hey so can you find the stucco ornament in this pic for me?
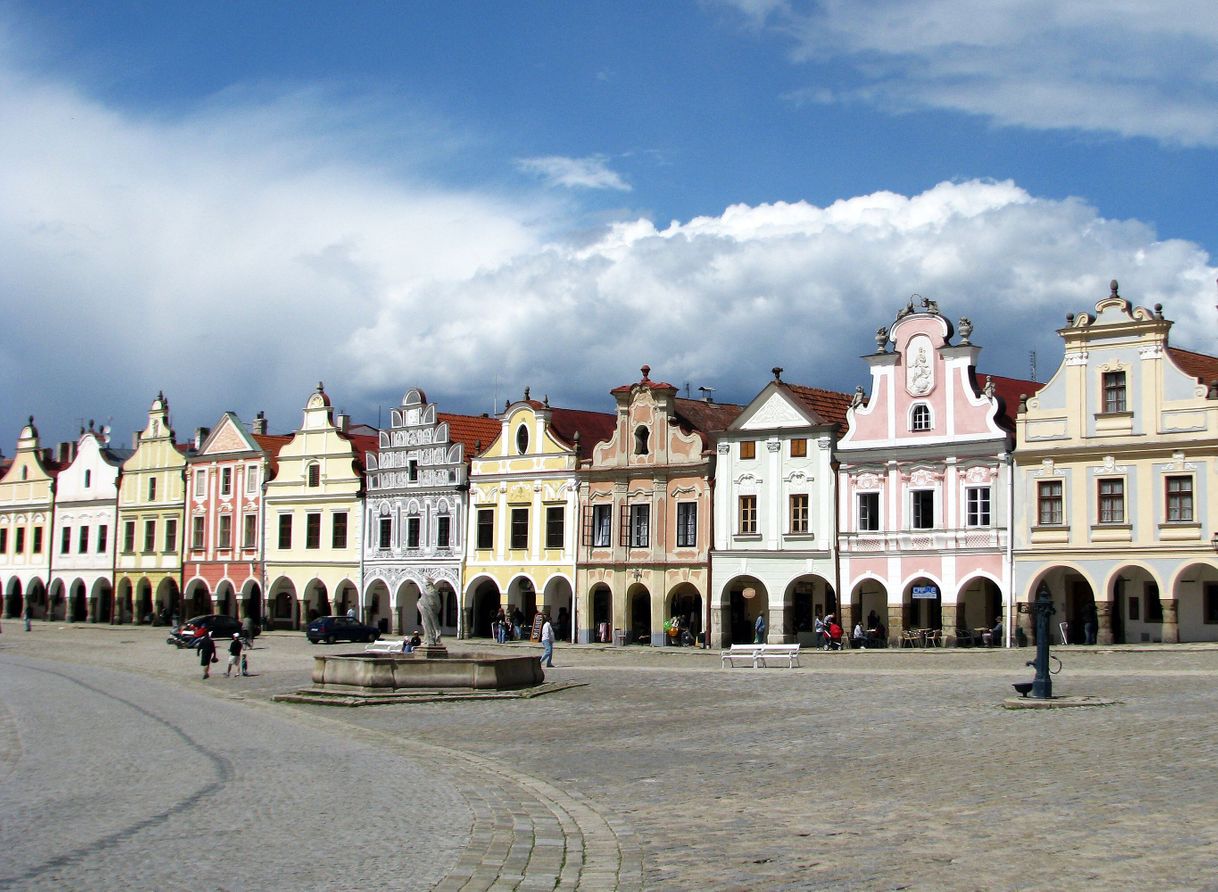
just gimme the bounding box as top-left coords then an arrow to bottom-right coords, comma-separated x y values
906,335 -> 934,395
419,578 -> 442,646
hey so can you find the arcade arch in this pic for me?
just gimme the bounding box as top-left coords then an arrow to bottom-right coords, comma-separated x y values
720,575 -> 767,646
626,582 -> 652,645
1172,562 -> 1218,643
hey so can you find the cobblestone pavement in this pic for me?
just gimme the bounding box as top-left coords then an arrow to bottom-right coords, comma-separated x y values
5,624 -> 1218,890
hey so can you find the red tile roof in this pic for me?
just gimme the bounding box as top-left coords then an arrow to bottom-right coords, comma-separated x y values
672,397 -> 745,447
782,384 -> 854,430
975,372 -> 1040,428
252,432 -> 293,479
440,413 -> 503,459
547,406 -> 617,455
1168,347 -> 1218,386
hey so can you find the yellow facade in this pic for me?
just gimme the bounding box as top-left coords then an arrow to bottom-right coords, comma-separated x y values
115,393 -> 187,623
463,396 -> 607,638
263,385 -> 369,628
0,419 -> 56,618
1014,283 -> 1218,643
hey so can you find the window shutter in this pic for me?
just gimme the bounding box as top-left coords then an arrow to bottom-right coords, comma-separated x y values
581,504 -> 593,547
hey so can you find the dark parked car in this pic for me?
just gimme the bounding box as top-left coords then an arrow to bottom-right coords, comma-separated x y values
306,616 -> 381,645
167,614 -> 250,648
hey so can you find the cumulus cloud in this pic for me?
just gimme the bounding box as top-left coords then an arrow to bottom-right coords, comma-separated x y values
724,0 -> 1218,146
515,155 -> 632,191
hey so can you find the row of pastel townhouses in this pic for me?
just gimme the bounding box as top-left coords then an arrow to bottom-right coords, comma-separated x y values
2,282 -> 1216,649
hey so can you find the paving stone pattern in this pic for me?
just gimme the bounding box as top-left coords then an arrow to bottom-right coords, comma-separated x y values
4,626 -> 1218,890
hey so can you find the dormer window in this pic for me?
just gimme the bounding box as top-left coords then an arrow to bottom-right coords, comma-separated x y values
1103,371 -> 1127,413
516,424 -> 529,455
634,425 -> 650,455
911,404 -> 932,432
307,464 -> 320,487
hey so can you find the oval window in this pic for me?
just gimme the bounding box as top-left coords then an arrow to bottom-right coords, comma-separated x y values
516,424 -> 529,455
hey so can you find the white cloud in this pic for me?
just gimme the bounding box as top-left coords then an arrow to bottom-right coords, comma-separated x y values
516,155 -> 632,191
723,0 -> 1218,146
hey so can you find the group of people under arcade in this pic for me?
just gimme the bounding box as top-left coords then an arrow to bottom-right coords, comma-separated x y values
492,605 -> 569,644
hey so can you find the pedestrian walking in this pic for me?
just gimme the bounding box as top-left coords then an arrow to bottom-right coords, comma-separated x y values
198,632 -> 217,680
24,604 -> 32,632
225,633 -> 243,676
539,612 -> 556,667
753,611 -> 766,644
241,642 -> 251,676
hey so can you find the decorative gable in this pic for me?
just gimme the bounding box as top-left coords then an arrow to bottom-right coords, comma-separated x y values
739,392 -> 807,430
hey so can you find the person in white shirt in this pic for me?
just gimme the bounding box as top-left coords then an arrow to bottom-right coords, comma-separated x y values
539,613 -> 556,668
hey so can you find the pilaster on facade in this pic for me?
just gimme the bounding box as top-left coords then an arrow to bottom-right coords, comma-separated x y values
1014,280 -> 1218,645
836,301 -> 1032,647
711,369 -> 850,647
0,418 -> 60,621
362,387 -> 499,637
577,366 -> 742,646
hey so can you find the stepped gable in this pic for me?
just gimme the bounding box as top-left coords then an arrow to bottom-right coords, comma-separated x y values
545,404 -> 617,454
439,413 -> 503,459
1168,347 -> 1218,387
781,383 -> 853,430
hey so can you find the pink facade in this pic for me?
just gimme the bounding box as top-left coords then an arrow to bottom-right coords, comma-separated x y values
837,304 -> 1034,645
182,413 -> 288,622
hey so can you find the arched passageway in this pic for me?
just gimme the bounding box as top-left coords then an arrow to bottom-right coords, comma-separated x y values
90,578 -> 113,624
467,579 -> 501,638
723,576 -> 767,645
627,584 -> 652,645
590,584 -> 612,643
665,583 -> 702,647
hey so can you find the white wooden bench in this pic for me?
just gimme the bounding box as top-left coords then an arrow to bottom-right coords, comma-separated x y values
364,638 -> 405,654
721,643 -> 801,669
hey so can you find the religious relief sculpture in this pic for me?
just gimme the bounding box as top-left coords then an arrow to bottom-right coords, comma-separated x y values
419,578 -> 442,646
906,337 -> 934,395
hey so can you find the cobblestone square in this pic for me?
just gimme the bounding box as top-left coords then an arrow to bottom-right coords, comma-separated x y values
4,625 -> 1218,890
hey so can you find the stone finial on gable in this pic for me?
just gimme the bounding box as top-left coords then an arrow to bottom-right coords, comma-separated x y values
772,367 -> 783,382
641,364 -> 651,381
1110,279 -> 1119,298
874,326 -> 889,353
921,295 -> 940,316
957,317 -> 973,344
524,386 -> 530,401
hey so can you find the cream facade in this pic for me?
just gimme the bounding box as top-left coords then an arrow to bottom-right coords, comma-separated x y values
711,372 -> 850,646
115,393 -> 188,625
1014,282 -> 1218,643
49,426 -> 127,623
0,419 -> 57,620
577,367 -> 740,645
464,391 -> 614,639
264,385 -> 375,630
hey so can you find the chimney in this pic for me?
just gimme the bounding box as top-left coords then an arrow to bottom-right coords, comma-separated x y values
251,412 -> 268,435
194,427 -> 210,450
336,413 -> 349,433
132,430 -> 142,450
57,441 -> 76,464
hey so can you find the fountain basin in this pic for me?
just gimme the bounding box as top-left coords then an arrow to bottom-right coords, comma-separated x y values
311,651 -> 544,692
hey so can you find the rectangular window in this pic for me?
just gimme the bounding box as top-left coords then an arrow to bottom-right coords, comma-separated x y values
966,487 -> 991,527
476,509 -> 494,549
1166,476 -> 1194,523
378,516 -> 392,549
676,502 -> 697,547
629,504 -> 650,547
277,514 -> 292,549
148,477 -> 157,501
143,520 -> 156,553
911,490 -> 934,530
0,529 -> 6,553
1103,370 -> 1127,413
510,508 -> 528,550
790,494 -> 809,533
738,495 -> 757,534
246,466 -> 258,493
858,492 -> 880,531
78,525 -> 89,554
307,464 -> 320,487
406,516 -> 420,548
436,515 -> 450,548
124,521 -> 136,553
408,459 -> 418,482
1037,481 -> 1063,526
163,518 -> 177,553
306,513 -> 322,549
592,504 -> 612,547
790,438 -> 807,458
61,526 -> 71,554
191,516 -> 205,550
218,515 -> 232,549
546,506 -> 564,549
194,469 -> 206,497
97,525 -> 108,553
220,467 -> 232,496
332,512 -> 348,549
15,528 -> 25,553
243,514 -> 257,549
1098,479 -> 1125,524
739,441 -> 756,460
32,527 -> 42,553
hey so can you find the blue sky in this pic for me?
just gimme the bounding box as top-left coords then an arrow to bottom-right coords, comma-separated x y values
1,1 -> 1215,451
